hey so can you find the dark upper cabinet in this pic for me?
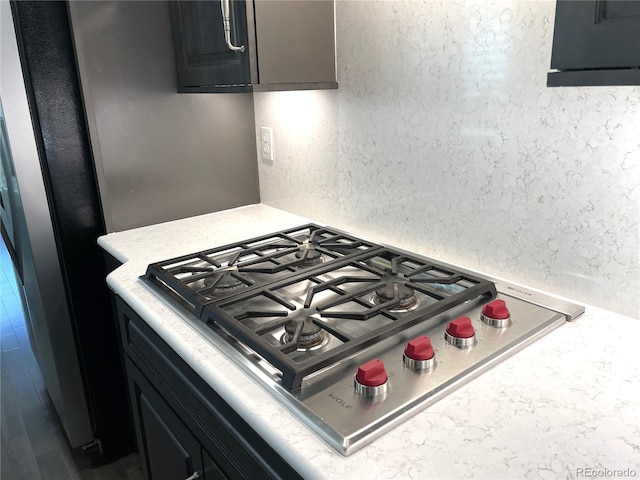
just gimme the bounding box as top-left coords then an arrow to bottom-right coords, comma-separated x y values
169,1 -> 251,92
169,0 -> 337,93
548,0 -> 640,86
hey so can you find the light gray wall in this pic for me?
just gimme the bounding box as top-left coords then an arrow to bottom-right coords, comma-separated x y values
254,0 -> 640,318
70,1 -> 260,232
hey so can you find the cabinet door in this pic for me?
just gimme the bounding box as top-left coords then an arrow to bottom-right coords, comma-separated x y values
169,0 -> 251,90
551,0 -> 640,70
139,394 -> 200,480
127,357 -> 206,480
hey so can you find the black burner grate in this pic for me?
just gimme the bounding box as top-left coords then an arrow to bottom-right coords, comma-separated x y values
144,224 -> 380,316
144,225 -> 498,391
203,249 -> 498,391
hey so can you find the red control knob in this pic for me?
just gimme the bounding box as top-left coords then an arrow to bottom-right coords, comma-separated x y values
482,300 -> 510,319
403,335 -> 436,371
481,299 -> 511,328
444,316 -> 476,348
404,336 -> 434,361
446,316 -> 475,338
355,358 -> 387,387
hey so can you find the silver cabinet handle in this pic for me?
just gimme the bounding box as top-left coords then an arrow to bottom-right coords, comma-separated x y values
185,472 -> 200,480
220,0 -> 245,52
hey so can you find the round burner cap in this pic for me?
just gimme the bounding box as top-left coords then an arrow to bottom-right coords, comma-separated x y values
284,318 -> 321,337
375,283 -> 414,303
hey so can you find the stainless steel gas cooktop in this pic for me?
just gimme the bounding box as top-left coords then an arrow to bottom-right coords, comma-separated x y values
141,224 -> 584,455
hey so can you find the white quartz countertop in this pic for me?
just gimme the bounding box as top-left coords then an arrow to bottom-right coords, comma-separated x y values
100,204 -> 640,479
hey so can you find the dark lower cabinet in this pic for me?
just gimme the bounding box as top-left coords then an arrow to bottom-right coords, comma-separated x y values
129,358 -> 222,479
116,296 -> 302,480
138,390 -> 195,479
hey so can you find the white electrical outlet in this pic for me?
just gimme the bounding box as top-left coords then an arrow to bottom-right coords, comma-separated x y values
260,127 -> 274,161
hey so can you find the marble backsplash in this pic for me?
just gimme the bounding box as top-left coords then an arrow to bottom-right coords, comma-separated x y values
254,0 -> 640,318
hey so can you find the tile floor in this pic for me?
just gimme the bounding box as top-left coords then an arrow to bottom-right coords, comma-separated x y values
0,237 -> 143,479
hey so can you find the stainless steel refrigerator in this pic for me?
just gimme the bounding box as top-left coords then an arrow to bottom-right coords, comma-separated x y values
1,1 -> 134,463
1,0 -> 260,464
